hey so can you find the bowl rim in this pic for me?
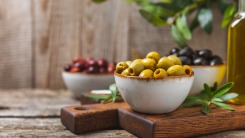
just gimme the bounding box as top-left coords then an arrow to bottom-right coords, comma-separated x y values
114,71 -> 194,80
62,71 -> 114,76
190,64 -> 226,68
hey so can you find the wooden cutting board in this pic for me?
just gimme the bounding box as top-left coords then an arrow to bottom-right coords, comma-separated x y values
61,102 -> 245,138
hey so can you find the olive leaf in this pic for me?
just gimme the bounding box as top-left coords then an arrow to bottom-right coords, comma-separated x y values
201,102 -> 211,114
176,15 -> 192,40
86,83 -> 122,104
212,82 -> 234,98
171,25 -> 188,48
219,93 -> 238,102
92,0 -> 107,3
183,82 -> 238,115
221,4 -> 236,28
198,8 -> 213,34
190,11 -> 200,32
139,9 -> 167,26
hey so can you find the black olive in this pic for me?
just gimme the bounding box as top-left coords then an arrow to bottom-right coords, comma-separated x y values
191,54 -> 199,60
178,56 -> 192,65
194,50 -> 200,55
198,49 -> 213,59
178,47 -> 194,57
209,55 -> 223,65
64,64 -> 72,71
169,48 -> 180,55
193,57 -> 209,65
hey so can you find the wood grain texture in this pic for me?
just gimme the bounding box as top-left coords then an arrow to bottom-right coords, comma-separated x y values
0,118 -> 136,138
33,0 -> 129,89
61,102 -> 245,138
61,102 -> 127,134
0,0 -> 32,88
33,0 -> 82,89
80,0 -> 129,62
0,89 -> 78,117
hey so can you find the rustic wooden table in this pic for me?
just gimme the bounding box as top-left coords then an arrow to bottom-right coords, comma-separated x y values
1,89 -> 245,138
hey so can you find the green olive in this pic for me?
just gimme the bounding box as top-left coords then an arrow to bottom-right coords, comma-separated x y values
116,62 -> 128,74
167,65 -> 185,76
167,55 -> 182,65
121,68 -> 131,76
183,65 -> 192,75
154,68 -> 168,78
125,61 -> 132,66
146,51 -> 161,62
157,57 -> 175,70
141,58 -> 156,71
128,59 -> 144,76
139,69 -> 153,78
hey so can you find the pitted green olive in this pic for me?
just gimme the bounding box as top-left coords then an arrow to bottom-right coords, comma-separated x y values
121,68 -> 131,76
157,57 -> 174,70
139,69 -> 153,78
129,60 -> 144,76
167,55 -> 182,65
154,68 -> 168,78
167,65 -> 185,76
142,58 -> 156,71
183,65 -> 192,75
116,62 -> 128,74
146,52 -> 161,62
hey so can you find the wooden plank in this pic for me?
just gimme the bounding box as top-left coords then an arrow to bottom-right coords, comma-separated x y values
0,89 -> 78,117
1,118 -> 245,138
0,0 -> 32,88
0,118 -> 136,138
33,0 -> 82,89
80,0 -> 129,62
61,102 -> 245,138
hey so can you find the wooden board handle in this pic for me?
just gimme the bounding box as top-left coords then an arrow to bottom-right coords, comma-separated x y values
60,102 -> 128,134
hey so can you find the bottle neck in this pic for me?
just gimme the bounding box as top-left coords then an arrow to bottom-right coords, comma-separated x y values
239,0 -> 245,13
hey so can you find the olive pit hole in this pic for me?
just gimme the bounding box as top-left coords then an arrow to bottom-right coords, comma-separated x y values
185,69 -> 190,75
74,106 -> 89,111
155,70 -> 160,74
129,68 -> 134,74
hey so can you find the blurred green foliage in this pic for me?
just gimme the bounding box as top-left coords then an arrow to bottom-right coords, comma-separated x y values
94,0 -> 237,48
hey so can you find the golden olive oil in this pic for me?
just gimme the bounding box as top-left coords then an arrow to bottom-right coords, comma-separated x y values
227,1 -> 245,104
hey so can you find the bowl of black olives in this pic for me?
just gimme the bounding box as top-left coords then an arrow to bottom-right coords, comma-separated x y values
62,57 -> 115,98
114,52 -> 194,114
168,47 -> 226,96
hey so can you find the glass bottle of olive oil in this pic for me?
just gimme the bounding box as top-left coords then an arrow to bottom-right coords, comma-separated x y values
227,0 -> 245,104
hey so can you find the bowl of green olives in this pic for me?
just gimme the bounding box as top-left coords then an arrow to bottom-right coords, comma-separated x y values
114,52 -> 195,114
168,47 -> 226,96
62,57 -> 115,98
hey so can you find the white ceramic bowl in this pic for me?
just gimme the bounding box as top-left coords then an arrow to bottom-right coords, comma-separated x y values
189,64 -> 226,96
114,73 -> 194,114
62,72 -> 115,97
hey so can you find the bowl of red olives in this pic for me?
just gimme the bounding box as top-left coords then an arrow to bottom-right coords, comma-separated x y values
168,47 -> 226,96
62,57 -> 115,98
114,52 -> 194,114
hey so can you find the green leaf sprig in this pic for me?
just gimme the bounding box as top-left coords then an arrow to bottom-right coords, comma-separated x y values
182,82 -> 238,114
86,83 -> 122,104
